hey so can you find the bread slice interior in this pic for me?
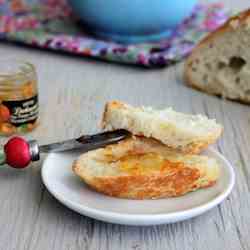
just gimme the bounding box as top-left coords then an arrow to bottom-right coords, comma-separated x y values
102,101 -> 222,154
185,10 -> 250,103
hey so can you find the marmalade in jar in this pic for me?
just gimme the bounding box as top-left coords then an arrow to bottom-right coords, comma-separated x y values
0,60 -> 39,136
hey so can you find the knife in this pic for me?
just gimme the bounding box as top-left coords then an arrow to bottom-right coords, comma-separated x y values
1,129 -> 131,169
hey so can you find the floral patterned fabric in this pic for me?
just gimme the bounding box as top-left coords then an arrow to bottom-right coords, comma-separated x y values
0,0 -> 230,67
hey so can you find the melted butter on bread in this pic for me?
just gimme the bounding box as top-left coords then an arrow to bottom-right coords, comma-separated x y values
73,137 -> 220,199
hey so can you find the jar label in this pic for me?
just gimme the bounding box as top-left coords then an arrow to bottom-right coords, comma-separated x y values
2,95 -> 39,126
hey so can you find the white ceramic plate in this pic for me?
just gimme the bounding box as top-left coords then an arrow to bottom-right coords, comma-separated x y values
42,148 -> 235,226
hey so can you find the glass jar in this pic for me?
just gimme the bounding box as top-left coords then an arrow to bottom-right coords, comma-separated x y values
0,60 -> 39,136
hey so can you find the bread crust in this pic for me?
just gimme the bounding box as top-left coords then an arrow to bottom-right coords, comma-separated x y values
74,167 -> 215,200
184,9 -> 250,104
180,137 -> 221,154
72,137 -> 219,200
101,101 -> 127,129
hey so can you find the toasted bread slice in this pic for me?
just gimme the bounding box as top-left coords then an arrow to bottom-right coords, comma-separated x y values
102,101 -> 222,154
185,9 -> 250,104
73,136 -> 220,199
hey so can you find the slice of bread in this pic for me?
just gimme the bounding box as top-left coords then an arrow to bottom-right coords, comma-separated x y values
102,101 -> 222,154
73,136 -> 220,199
185,9 -> 250,104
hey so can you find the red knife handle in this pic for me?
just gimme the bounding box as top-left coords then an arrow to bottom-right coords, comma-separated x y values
3,137 -> 38,168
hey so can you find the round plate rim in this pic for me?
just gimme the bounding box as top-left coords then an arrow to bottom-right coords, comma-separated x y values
41,148 -> 235,225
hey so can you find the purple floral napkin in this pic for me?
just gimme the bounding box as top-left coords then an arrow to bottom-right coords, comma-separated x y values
0,0 -> 230,67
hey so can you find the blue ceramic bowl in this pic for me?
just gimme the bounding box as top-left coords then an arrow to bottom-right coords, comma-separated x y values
68,0 -> 197,43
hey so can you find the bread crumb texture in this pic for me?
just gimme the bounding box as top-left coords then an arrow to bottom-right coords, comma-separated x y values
185,9 -> 250,104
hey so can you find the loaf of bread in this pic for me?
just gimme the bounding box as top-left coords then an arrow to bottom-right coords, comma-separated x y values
185,9 -> 250,104
102,101 -> 222,154
73,136 -> 220,199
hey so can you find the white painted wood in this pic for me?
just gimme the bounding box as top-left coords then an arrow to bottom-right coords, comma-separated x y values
0,0 -> 249,249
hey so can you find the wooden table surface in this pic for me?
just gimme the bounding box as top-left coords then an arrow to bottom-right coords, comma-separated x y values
0,0 -> 249,249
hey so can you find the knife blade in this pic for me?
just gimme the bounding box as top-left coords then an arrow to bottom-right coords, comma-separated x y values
29,129 -> 131,161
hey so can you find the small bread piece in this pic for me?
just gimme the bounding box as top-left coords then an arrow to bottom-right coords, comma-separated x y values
73,137 -> 220,199
185,9 -> 250,104
102,101 -> 222,154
